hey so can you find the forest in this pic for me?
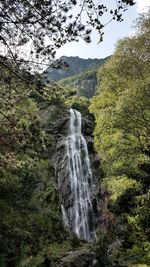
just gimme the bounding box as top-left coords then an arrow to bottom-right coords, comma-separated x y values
0,1 -> 150,267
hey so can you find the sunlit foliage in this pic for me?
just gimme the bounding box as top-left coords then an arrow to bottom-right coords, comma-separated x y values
90,13 -> 150,266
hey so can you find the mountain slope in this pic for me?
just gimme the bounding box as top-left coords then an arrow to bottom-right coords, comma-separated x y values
46,56 -> 110,81
58,67 -> 98,98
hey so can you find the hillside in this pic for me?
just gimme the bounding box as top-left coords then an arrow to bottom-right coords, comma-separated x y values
58,68 -> 98,98
46,56 -> 110,81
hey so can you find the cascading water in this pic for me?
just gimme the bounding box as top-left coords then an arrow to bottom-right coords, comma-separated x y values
61,108 -> 96,241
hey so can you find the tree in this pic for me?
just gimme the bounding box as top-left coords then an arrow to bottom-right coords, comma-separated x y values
0,0 -> 135,71
90,13 -> 150,265
90,12 -> 150,182
0,63 -> 70,266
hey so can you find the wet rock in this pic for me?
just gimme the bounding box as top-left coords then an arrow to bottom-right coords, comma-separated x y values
54,110 -> 118,243
57,249 -> 96,267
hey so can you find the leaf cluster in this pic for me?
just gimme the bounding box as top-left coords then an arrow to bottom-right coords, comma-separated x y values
0,63 -> 73,265
90,13 -> 150,266
0,0 -> 135,71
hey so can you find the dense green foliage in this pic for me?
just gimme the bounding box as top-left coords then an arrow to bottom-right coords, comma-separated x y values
90,13 -> 150,266
1,8 -> 150,267
0,64 -> 79,266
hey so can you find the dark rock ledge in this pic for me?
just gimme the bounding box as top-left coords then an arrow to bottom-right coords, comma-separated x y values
56,249 -> 97,267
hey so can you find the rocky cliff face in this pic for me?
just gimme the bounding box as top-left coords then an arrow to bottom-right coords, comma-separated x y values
46,56 -> 109,81
56,249 -> 97,267
39,105 -> 117,266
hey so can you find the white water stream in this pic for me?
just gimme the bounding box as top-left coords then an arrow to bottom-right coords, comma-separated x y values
62,108 -> 95,241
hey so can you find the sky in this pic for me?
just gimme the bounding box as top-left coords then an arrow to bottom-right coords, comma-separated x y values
56,0 -> 150,59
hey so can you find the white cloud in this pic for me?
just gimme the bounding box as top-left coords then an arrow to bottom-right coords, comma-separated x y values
136,0 -> 150,13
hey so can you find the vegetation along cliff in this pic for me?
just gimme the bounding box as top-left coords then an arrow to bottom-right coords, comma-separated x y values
46,56 -> 109,82
0,12 -> 150,267
45,56 -> 110,98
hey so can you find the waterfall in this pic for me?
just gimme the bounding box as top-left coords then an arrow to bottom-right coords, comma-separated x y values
62,108 -> 95,241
